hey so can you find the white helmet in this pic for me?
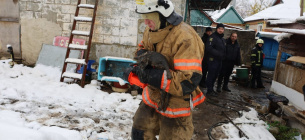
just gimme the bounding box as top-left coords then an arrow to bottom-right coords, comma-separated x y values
136,0 -> 174,17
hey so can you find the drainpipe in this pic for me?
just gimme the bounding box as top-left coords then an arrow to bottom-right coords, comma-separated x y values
184,0 -> 188,22
301,0 -> 304,16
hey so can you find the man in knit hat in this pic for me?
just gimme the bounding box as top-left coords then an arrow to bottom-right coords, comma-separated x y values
123,0 -> 206,139
199,27 -> 213,88
205,23 -> 226,96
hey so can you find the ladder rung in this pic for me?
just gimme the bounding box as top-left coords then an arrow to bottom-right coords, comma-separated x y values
65,58 -> 86,65
78,4 -> 95,9
74,16 -> 92,22
69,44 -> 88,50
62,72 -> 82,80
72,30 -> 90,36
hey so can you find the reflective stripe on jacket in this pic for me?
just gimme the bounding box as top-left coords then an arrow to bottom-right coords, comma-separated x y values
251,45 -> 264,67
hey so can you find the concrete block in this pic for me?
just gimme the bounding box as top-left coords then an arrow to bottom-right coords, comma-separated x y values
62,23 -> 72,31
70,0 -> 78,5
112,27 -> 120,36
112,8 -> 129,18
92,34 -> 103,43
95,44 -> 136,59
20,11 -> 34,19
61,5 -> 75,14
137,33 -> 143,45
34,12 -> 42,18
120,36 -> 137,46
121,19 -> 137,27
121,0 -> 134,9
70,14 -> 74,22
19,2 -> 27,11
104,35 -> 120,44
26,2 -> 32,10
120,26 -> 137,37
44,4 -> 62,12
42,10 -> 58,22
55,0 -> 70,4
95,26 -> 111,35
105,0 -> 120,7
27,2 -> 42,11
129,11 -> 140,19
45,0 -> 54,4
95,17 -> 103,25
57,14 -> 70,23
79,9 -> 93,16
103,18 -> 120,27
138,19 -> 146,33
96,7 -> 111,18
78,23 -> 91,31
62,30 -> 71,37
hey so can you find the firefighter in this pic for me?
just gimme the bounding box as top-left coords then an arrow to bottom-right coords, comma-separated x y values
123,0 -> 206,139
217,32 -> 241,92
205,23 -> 226,96
251,39 -> 265,88
199,27 -> 213,88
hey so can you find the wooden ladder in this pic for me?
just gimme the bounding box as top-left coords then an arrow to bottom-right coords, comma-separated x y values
60,0 -> 98,87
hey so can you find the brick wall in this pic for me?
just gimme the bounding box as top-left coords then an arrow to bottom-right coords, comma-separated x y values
19,0 -> 186,64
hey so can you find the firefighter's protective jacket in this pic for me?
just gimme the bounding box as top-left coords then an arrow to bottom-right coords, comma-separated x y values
128,22 -> 206,118
251,45 -> 264,67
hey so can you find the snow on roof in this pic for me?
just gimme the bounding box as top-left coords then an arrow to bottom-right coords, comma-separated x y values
244,0 -> 301,22
273,28 -> 305,35
257,31 -> 281,39
296,16 -> 305,22
273,33 -> 293,42
268,19 -> 296,25
207,7 -> 228,21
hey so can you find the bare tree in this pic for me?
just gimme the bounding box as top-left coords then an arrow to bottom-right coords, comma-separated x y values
232,0 -> 273,18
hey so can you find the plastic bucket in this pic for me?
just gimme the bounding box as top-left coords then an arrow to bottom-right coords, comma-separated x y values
236,68 -> 248,79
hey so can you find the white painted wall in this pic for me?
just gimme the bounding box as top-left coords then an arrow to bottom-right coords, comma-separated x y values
270,80 -> 305,110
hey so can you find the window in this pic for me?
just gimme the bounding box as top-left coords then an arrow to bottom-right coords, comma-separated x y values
245,24 -> 249,30
257,23 -> 263,31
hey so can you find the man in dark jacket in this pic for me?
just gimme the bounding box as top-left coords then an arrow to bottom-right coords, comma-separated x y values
217,32 -> 241,92
206,23 -> 226,96
251,39 -> 265,88
199,27 -> 213,88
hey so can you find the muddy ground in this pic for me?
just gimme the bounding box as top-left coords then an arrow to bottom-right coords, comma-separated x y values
192,75 -> 272,140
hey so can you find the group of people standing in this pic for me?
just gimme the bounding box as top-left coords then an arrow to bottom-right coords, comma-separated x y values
199,23 -> 265,97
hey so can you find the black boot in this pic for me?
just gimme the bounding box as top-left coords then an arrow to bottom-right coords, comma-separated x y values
222,86 -> 231,92
257,85 -> 265,88
216,86 -> 221,93
206,90 -> 218,97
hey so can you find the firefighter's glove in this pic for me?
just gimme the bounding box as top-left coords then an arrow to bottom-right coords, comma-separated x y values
132,66 -> 164,88
132,66 -> 150,83
123,67 -> 133,81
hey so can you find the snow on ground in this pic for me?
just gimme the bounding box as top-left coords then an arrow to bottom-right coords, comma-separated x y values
0,59 -> 275,140
221,108 -> 275,140
0,60 -> 141,140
